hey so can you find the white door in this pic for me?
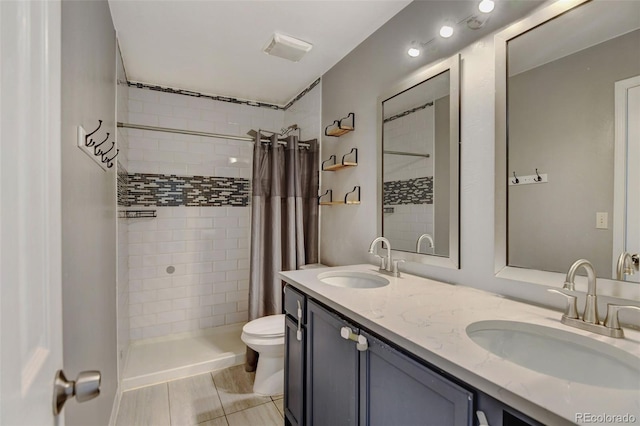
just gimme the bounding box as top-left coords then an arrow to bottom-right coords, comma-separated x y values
613,76 -> 640,282
1,1 -> 64,424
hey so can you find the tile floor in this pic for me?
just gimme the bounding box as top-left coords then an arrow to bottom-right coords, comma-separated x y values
115,365 -> 284,426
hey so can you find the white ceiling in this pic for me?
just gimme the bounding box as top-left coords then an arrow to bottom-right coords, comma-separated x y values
109,0 -> 411,106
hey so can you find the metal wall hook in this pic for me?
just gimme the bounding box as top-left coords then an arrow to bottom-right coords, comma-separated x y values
104,149 -> 119,168
99,141 -> 116,158
85,120 -> 102,139
534,168 -> 542,182
512,171 -> 519,184
93,133 -> 110,155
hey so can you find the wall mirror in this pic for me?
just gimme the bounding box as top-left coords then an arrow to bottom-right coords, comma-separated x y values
496,0 -> 640,293
378,54 -> 459,268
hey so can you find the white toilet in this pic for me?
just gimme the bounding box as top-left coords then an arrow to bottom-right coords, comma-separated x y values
242,264 -> 325,395
241,314 -> 286,395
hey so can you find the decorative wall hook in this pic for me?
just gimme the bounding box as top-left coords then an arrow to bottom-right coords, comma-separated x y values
104,149 -> 119,169
512,171 -> 519,184
85,120 -> 102,141
93,133 -> 110,154
77,120 -> 119,172
534,168 -> 542,182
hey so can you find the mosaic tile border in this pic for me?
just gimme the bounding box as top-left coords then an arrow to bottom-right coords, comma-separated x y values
384,101 -> 433,123
127,77 -> 321,112
383,176 -> 433,205
127,173 -> 249,207
117,161 -> 130,207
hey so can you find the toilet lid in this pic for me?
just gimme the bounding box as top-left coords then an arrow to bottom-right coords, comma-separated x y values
243,314 -> 285,337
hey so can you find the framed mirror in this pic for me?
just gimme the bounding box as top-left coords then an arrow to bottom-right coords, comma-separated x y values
495,0 -> 640,295
378,54 -> 460,268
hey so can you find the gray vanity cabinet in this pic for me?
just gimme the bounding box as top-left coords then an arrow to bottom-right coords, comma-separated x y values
284,286 -> 307,426
285,316 -> 305,426
360,331 -> 473,426
306,299 -> 360,426
284,285 -> 544,426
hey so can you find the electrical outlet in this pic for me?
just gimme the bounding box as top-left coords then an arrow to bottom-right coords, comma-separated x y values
596,212 -> 608,229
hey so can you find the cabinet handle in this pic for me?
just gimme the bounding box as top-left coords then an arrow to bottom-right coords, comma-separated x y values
340,326 -> 369,352
476,411 -> 490,426
296,300 -> 303,341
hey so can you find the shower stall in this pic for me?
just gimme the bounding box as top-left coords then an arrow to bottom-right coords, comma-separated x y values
116,82 -> 321,389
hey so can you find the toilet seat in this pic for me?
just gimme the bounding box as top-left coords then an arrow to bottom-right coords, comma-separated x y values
242,314 -> 285,338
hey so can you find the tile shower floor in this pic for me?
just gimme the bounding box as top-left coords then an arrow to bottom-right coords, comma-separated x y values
115,365 -> 284,426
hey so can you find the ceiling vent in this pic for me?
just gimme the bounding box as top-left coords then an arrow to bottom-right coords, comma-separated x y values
263,33 -> 312,62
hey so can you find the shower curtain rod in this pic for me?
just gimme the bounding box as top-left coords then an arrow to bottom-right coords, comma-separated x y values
383,150 -> 430,158
117,122 -> 310,148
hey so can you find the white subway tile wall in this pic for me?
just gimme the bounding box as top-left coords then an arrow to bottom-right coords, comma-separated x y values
125,84 -> 321,341
128,206 -> 251,340
126,87 -> 285,341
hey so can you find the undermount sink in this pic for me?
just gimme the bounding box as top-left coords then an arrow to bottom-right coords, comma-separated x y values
466,320 -> 640,389
318,271 -> 390,289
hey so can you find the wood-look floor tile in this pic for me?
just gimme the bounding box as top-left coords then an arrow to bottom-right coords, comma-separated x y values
168,373 -> 225,426
212,365 -> 271,415
116,383 -> 170,426
226,402 -> 283,426
270,394 -> 283,401
273,398 -> 284,418
196,416 -> 229,426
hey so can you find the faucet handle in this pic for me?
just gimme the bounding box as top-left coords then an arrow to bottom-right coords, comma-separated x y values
373,254 -> 386,271
604,304 -> 640,331
392,259 -> 405,277
547,289 -> 579,319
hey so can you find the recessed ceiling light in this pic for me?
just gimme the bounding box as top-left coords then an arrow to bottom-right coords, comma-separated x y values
263,33 -> 312,62
479,0 -> 495,13
407,47 -> 421,57
439,25 -> 454,38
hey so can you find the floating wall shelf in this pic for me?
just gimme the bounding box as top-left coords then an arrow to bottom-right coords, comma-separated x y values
322,148 -> 358,171
324,112 -> 355,137
318,186 -> 361,206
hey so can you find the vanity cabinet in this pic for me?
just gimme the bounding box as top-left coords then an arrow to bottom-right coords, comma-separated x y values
361,331 -> 473,426
284,285 -> 542,426
306,300 -> 360,425
284,286 -> 307,426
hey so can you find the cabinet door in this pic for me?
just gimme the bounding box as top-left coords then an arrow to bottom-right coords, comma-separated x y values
360,332 -> 473,426
285,315 -> 305,426
306,300 -> 359,426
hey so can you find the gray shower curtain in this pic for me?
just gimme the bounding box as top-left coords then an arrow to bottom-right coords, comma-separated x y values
245,133 -> 319,371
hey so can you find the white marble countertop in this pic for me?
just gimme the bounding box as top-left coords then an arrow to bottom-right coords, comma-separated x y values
279,264 -> 640,426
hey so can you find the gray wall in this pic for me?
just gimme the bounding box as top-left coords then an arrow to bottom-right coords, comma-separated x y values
61,1 -> 117,424
433,95 -> 450,256
319,0 -> 629,309
508,30 -> 640,278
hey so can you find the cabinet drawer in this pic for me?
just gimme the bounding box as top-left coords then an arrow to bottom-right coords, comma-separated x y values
284,285 -> 306,322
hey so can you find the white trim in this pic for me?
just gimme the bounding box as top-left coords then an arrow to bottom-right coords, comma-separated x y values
494,0 -> 640,301
612,75 -> 640,278
377,54 -> 460,270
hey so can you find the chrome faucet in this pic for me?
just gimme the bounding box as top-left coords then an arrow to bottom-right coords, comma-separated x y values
549,258 -> 639,338
416,233 -> 434,254
616,252 -> 638,280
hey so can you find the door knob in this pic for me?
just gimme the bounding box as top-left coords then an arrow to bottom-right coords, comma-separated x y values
53,369 -> 101,415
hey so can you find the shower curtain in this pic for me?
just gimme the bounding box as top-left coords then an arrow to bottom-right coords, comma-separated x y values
246,133 -> 319,371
